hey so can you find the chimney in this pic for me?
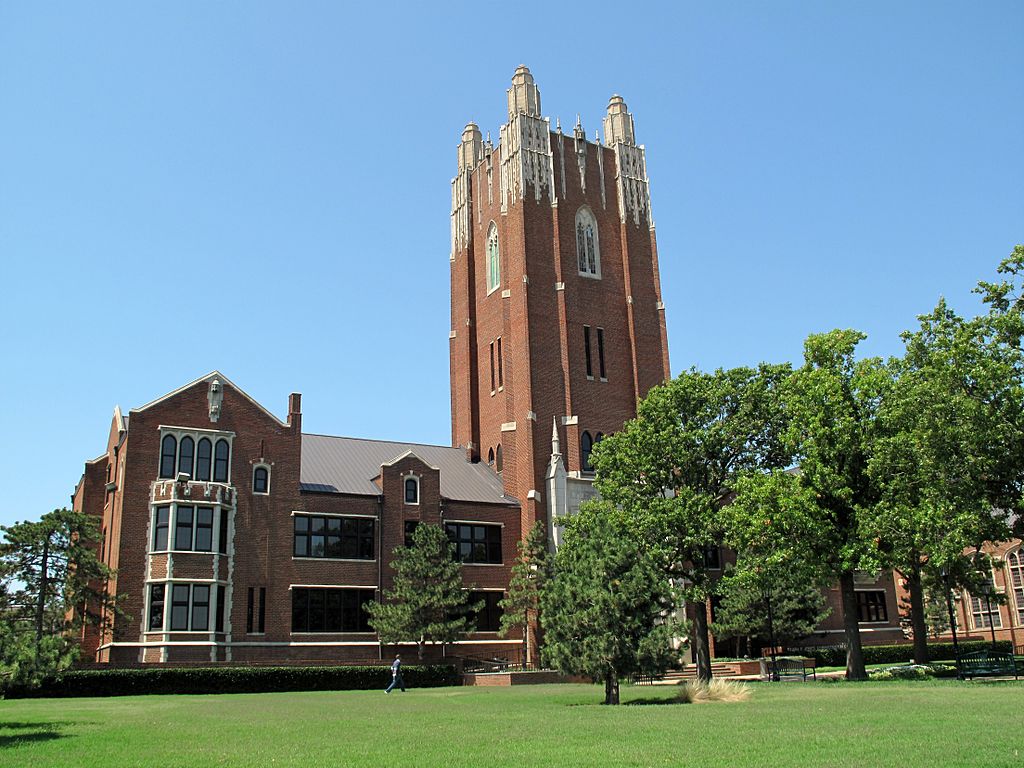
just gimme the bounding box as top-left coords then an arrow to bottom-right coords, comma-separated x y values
464,441 -> 477,463
288,393 -> 302,430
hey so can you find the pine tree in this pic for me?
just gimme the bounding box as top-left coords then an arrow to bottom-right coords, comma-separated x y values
541,501 -> 677,705
366,523 -> 480,661
498,520 -> 549,667
1,507 -> 117,691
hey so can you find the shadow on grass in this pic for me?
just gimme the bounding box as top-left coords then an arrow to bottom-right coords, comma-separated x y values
0,721 -> 71,749
624,696 -> 686,706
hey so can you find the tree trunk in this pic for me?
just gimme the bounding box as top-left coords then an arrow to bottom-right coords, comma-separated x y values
417,637 -> 424,661
35,532 -> 50,659
603,673 -> 620,705
692,600 -> 713,682
839,571 -> 867,680
905,563 -> 929,664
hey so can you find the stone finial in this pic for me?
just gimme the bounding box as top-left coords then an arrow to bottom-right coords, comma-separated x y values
551,417 -> 560,456
208,378 -> 223,423
603,94 -> 636,146
507,64 -> 542,119
457,122 -> 483,172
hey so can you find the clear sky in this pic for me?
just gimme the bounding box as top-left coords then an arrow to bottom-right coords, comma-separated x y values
1,2 -> 1021,529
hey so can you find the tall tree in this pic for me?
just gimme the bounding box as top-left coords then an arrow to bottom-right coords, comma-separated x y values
541,501 -> 677,704
711,555 -> 830,655
730,331 -> 891,680
366,523 -> 479,661
592,364 -> 791,681
0,507 -> 116,691
868,298 -> 1018,663
498,520 -> 549,666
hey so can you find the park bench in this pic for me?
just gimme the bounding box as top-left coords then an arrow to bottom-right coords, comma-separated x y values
762,657 -> 817,681
958,649 -> 1018,680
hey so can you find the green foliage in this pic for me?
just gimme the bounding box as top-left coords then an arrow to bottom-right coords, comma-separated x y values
794,640 -> 1012,668
868,664 -> 957,681
541,501 -> 678,704
498,520 -> 549,662
711,558 -> 830,649
0,508 -> 118,693
593,364 -> 791,680
4,664 -> 458,699
365,523 -> 479,660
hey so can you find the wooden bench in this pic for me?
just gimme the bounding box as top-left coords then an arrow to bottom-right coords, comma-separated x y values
959,650 -> 1019,680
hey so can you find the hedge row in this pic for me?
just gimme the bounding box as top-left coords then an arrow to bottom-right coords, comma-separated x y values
5,664 -> 459,699
793,640 -> 1012,667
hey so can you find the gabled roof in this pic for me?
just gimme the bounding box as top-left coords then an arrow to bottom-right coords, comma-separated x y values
129,371 -> 287,427
301,434 -> 515,505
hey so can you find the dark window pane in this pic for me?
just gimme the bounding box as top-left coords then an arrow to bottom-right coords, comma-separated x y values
584,326 -> 593,377
160,435 -> 177,478
216,585 -> 225,633
218,509 -> 229,554
326,591 -> 343,632
213,439 -> 230,483
149,584 -> 165,631
195,507 -> 214,552
170,585 -> 190,631
258,587 -> 266,633
292,589 -> 308,633
581,431 -> 594,472
311,517 -> 326,534
294,534 -> 308,557
175,506 -> 194,550
195,438 -> 212,481
311,536 -> 325,558
327,535 -> 343,558
405,478 -> 418,504
308,590 -> 326,632
153,506 -> 170,551
247,587 -> 255,633
253,467 -> 268,493
294,517 -> 308,533
192,585 -> 210,631
178,436 -> 195,478
405,521 -> 419,548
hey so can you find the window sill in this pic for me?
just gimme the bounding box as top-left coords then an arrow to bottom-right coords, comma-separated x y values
150,549 -> 218,555
292,556 -> 376,563
459,562 -> 505,567
599,377 -> 608,383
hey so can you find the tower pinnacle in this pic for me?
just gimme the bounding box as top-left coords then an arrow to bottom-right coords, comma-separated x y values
507,65 -> 542,119
603,94 -> 636,146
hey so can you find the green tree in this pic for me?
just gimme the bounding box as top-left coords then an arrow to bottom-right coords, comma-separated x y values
711,556 -> 829,656
498,520 -> 549,667
366,523 -> 479,661
541,501 -> 677,704
592,364 -> 791,682
868,298 -> 1018,663
730,331 -> 891,680
0,507 -> 117,692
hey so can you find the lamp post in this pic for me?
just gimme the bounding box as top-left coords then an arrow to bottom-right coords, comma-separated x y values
941,566 -> 962,680
765,584 -> 779,682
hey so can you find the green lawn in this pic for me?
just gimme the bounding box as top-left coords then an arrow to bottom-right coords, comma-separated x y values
2,680 -> 1022,767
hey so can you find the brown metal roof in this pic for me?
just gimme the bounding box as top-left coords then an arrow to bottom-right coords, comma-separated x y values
300,433 -> 516,505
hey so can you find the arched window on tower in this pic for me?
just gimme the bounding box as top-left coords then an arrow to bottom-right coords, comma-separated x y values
487,448 -> 495,466
575,207 -> 600,278
495,444 -> 502,473
213,439 -> 230,483
580,431 -> 594,474
159,435 -> 177,479
486,223 -> 500,293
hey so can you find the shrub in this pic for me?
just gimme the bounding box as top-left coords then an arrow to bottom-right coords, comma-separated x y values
674,679 -> 751,703
4,664 -> 459,699
793,640 -> 1011,667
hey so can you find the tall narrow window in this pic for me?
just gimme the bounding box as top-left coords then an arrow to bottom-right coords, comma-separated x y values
170,585 -> 190,631
247,587 -> 255,633
575,207 -> 600,277
218,509 -> 229,554
495,444 -> 503,472
486,223 -> 500,293
487,448 -> 495,466
216,585 -> 226,633
258,587 -> 266,633
192,585 -> 210,631
149,584 -> 165,631
195,438 -> 212,481
596,328 -> 606,379
405,477 -> 419,505
175,506 -> 194,550
213,439 -> 230,482
153,506 -> 170,551
159,435 -> 177,478
969,571 -> 1003,629
581,431 -> 594,473
489,341 -> 496,392
496,337 -> 503,388
195,507 -> 214,552
253,466 -> 269,494
178,436 -> 195,478
583,325 -> 593,378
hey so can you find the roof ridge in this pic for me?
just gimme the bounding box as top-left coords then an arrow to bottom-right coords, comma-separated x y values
302,432 -> 460,450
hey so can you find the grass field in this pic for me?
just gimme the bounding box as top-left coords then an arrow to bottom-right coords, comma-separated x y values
2,680 -> 1022,767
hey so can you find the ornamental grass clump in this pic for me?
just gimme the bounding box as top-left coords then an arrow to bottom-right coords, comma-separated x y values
674,679 -> 751,703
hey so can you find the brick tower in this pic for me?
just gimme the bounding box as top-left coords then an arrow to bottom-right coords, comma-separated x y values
450,65 -> 671,541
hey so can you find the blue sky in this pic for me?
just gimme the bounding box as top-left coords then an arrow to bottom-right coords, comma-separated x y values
1,2 -> 1021,529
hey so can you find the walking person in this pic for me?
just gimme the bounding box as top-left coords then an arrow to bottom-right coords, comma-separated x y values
384,654 -> 406,693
